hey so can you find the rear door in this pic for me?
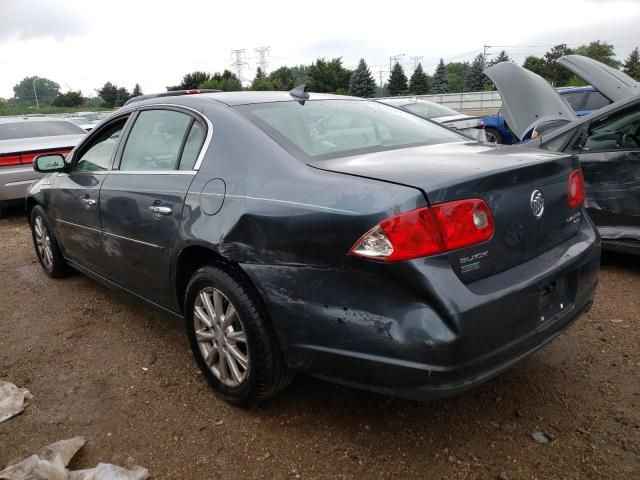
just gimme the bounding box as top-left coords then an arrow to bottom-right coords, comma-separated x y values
99,106 -> 207,306
50,115 -> 130,272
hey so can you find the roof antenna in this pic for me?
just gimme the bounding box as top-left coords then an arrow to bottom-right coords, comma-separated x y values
289,84 -> 309,105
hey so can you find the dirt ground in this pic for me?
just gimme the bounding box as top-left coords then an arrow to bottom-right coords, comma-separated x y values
0,208 -> 638,479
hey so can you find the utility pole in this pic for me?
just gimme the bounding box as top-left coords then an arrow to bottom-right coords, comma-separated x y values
370,65 -> 387,95
254,46 -> 270,73
32,78 -> 39,109
410,56 -> 423,73
483,44 -> 492,65
389,54 -> 405,73
230,49 -> 248,83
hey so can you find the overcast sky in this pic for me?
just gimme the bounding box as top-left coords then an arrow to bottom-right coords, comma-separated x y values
1,0 -> 639,98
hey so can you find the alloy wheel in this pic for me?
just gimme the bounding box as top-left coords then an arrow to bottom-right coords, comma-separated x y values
193,287 -> 249,387
34,216 -> 53,271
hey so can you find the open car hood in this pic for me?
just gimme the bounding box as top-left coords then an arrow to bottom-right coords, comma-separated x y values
484,62 -> 577,141
558,55 -> 639,102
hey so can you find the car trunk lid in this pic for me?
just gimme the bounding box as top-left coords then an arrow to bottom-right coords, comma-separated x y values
311,141 -> 582,281
484,61 -> 577,142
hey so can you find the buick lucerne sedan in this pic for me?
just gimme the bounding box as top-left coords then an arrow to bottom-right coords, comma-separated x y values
27,88 -> 600,407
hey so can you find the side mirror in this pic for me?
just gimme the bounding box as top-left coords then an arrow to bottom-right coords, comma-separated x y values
34,154 -> 66,173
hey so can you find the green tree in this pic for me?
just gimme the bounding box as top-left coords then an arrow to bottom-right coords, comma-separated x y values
488,50 -> 511,66
575,40 -> 620,68
52,90 -> 83,107
200,70 -> 243,91
167,71 -> 212,91
132,83 -> 143,97
445,61 -> 469,92
306,58 -> 352,93
431,59 -> 449,94
251,67 -> 276,91
523,55 -> 546,76
387,62 -> 408,96
116,87 -> 130,107
409,63 -> 430,95
348,58 -> 377,97
622,47 -> 640,80
97,81 -> 119,108
544,44 -> 574,86
464,54 -> 487,92
13,76 -> 60,106
268,66 -> 294,90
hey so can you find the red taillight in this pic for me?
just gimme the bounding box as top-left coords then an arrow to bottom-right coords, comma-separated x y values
432,198 -> 494,251
0,155 -> 22,167
568,169 -> 585,209
350,198 -> 494,262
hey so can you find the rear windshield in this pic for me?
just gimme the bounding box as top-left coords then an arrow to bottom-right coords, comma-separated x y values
403,101 -> 459,119
237,99 -> 464,161
0,120 -> 85,141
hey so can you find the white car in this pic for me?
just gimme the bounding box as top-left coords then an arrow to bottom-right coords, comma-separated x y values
377,98 -> 487,141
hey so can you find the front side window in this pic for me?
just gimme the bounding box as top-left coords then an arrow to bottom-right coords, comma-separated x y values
583,107 -> 640,152
238,100 -> 464,161
73,121 -> 126,172
119,110 -> 194,171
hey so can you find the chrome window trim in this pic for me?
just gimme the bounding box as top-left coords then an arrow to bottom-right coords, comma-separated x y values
108,170 -> 197,176
104,103 -> 212,172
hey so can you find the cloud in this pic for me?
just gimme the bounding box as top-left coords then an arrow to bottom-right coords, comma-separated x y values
0,0 -> 85,42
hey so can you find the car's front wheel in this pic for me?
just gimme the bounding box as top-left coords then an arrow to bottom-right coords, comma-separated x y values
185,266 -> 293,407
29,205 -> 70,278
485,127 -> 502,144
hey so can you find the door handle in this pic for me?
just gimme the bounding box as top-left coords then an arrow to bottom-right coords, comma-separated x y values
81,198 -> 97,207
148,205 -> 172,216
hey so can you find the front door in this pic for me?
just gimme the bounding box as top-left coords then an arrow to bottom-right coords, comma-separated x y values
577,104 -> 640,239
51,116 -> 130,272
99,107 -> 207,307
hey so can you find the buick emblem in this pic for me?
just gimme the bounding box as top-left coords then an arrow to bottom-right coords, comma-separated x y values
530,190 -> 544,219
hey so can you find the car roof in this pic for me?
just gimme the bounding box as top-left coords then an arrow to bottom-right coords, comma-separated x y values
556,85 -> 596,93
198,90 -> 359,106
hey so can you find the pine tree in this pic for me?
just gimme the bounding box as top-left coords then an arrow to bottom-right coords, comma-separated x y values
623,47 -> 640,80
387,62 -> 408,96
255,67 -> 266,80
431,59 -> 449,94
132,83 -> 142,97
348,59 -> 377,97
488,50 -> 510,67
464,54 -> 486,92
409,63 -> 430,95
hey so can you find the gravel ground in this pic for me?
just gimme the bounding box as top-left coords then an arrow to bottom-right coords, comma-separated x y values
0,210 -> 638,479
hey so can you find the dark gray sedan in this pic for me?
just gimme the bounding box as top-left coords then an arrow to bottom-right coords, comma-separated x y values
27,89 -> 600,407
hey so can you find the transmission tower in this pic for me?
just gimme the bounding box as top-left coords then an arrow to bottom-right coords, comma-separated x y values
410,56 -> 424,72
230,49 -> 248,82
389,54 -> 405,72
254,46 -> 270,73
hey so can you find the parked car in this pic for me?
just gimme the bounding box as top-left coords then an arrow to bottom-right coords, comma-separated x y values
377,98 -> 486,141
27,89 -> 600,406
63,116 -> 96,131
486,56 -> 640,255
0,117 -> 86,215
483,85 -> 612,144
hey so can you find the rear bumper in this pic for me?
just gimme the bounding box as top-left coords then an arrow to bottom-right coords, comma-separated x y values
243,216 -> 601,400
0,166 -> 43,203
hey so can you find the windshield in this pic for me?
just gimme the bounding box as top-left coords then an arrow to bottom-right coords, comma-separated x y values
238,100 -> 464,161
403,101 -> 459,119
0,120 -> 85,141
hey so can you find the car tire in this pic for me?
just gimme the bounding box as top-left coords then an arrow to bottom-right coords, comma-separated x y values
29,205 -> 71,278
185,265 -> 293,407
485,127 -> 503,144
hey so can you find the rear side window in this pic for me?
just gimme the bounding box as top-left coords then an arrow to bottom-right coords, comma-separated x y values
119,110 -> 193,171
238,100 -> 463,161
0,120 -> 86,140
562,92 -> 585,111
179,122 -> 206,170
583,92 -> 611,111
